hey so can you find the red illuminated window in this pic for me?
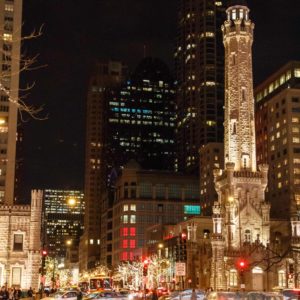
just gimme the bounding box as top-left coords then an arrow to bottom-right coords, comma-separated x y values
130,240 -> 136,249
121,252 -> 128,260
129,252 -> 134,260
121,228 -> 128,236
122,239 -> 128,248
130,227 -> 136,236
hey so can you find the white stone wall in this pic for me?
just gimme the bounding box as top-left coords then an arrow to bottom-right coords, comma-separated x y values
0,190 -> 42,290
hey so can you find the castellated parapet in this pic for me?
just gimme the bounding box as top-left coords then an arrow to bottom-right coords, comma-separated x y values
0,190 -> 42,289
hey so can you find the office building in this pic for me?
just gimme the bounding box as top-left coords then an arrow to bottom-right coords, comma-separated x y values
101,160 -> 200,267
0,2 -> 42,289
175,0 -> 225,173
107,57 -> 176,173
79,60 -> 126,271
255,61 -> 300,219
43,189 -> 84,258
81,58 -> 176,271
0,0 -> 22,204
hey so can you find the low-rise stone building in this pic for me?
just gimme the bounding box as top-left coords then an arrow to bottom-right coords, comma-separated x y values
0,190 -> 42,289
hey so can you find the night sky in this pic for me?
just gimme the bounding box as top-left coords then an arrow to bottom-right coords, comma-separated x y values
20,0 -> 300,200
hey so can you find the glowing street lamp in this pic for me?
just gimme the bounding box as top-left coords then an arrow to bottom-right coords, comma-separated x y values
68,197 -> 76,206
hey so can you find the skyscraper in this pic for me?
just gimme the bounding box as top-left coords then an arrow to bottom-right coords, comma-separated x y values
79,61 -> 126,271
175,0 -> 225,173
255,61 -> 300,218
0,0 -> 22,204
81,58 -> 176,271
107,57 -> 176,174
43,189 -> 84,258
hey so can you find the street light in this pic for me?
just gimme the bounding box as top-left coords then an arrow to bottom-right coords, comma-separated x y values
66,239 -> 72,246
67,197 -> 76,207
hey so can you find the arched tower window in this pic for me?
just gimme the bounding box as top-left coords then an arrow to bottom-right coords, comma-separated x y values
229,269 -> 238,287
245,229 -> 251,243
278,270 -> 286,288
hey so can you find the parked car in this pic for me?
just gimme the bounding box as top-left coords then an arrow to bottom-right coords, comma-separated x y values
281,289 -> 300,300
42,291 -> 79,300
170,289 -> 205,300
246,292 -> 283,300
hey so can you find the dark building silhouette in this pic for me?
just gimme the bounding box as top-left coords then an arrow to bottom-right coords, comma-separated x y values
79,60 -> 127,271
106,57 -> 176,176
175,0 -> 225,173
80,58 -> 176,271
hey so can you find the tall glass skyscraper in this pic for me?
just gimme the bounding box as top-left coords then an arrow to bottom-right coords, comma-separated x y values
106,57 -> 176,177
175,0 -> 225,173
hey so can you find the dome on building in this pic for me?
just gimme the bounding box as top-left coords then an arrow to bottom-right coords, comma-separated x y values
227,0 -> 248,8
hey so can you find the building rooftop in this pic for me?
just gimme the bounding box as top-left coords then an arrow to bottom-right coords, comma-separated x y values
254,61 -> 300,103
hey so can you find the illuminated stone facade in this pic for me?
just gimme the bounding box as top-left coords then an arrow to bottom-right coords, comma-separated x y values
211,1 -> 271,290
0,190 -> 42,289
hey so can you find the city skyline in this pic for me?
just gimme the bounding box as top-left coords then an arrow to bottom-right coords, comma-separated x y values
19,0 -> 300,200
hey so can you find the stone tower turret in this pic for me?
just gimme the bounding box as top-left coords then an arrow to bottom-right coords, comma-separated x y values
222,2 -> 256,172
210,1 -> 270,291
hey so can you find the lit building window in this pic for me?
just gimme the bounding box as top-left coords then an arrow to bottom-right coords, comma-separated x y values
130,228 -> 136,236
293,137 -> 300,144
5,4 -> 14,12
229,269 -> 237,287
232,9 -> 237,20
89,239 -> 94,245
123,215 -> 128,224
123,205 -> 128,212
129,240 -> 136,249
293,127 -> 300,133
278,270 -> 286,288
130,215 -> 136,224
122,240 -> 128,248
294,169 -> 300,175
3,33 -> 12,42
130,204 -> 136,211
295,69 -> 300,78
292,117 -> 299,123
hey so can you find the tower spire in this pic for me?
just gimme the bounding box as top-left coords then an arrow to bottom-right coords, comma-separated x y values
222,0 -> 256,171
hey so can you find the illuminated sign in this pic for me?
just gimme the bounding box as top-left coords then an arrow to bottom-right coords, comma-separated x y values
184,205 -> 201,215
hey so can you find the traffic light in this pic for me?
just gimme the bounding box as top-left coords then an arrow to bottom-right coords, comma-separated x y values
143,259 -> 149,276
41,249 -> 48,275
237,259 -> 247,272
179,232 -> 187,261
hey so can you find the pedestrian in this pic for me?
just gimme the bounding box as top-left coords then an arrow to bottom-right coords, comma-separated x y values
27,287 -> 33,299
191,289 -> 197,300
151,289 -> 158,300
0,287 -> 9,300
8,288 -> 14,300
77,290 -> 82,300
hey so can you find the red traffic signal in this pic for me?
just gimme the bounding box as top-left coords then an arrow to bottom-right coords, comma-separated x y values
181,232 -> 187,240
41,250 -> 48,256
237,259 -> 247,270
143,258 -> 149,265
